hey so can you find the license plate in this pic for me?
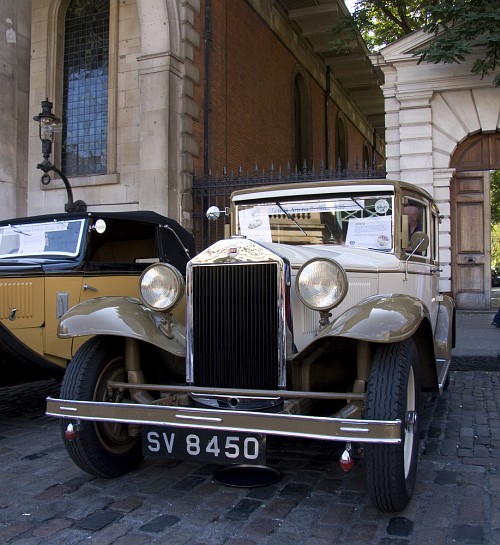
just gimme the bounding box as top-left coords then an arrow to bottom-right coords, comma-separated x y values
142,426 -> 266,465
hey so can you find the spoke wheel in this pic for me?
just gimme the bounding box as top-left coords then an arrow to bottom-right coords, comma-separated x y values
364,339 -> 420,512
59,336 -> 143,478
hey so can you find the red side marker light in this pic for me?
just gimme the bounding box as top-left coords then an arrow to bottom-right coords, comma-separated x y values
65,423 -> 77,440
339,443 -> 355,472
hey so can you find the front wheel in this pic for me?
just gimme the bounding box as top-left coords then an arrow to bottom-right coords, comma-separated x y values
364,339 -> 420,512
59,336 -> 143,478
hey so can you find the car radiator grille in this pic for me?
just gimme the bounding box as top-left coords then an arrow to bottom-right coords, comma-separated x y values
190,262 -> 280,389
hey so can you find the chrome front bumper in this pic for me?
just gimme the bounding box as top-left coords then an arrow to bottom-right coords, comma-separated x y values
46,397 -> 402,444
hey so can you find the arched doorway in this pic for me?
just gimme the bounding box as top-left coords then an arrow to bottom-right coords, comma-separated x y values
450,133 -> 500,309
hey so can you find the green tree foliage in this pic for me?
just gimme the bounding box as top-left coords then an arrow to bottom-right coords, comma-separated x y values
492,170 -> 500,225
331,0 -> 499,86
491,171 -> 500,268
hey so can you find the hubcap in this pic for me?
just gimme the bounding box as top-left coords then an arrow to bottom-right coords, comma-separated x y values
403,366 -> 416,479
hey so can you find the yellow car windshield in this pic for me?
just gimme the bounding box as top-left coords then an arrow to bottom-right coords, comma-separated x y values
0,219 -> 85,258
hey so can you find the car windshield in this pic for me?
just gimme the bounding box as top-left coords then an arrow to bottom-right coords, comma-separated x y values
0,219 -> 86,258
236,193 -> 394,251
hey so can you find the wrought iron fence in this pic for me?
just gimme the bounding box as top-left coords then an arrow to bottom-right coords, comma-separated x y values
192,160 -> 386,251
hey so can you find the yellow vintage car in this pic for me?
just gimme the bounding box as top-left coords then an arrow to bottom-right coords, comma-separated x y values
0,211 -> 194,380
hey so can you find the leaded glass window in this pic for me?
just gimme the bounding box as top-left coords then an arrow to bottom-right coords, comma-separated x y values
62,0 -> 109,176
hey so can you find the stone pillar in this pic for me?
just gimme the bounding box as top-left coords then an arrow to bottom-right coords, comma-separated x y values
397,90 -> 434,191
137,52 -> 182,220
0,1 -> 31,220
136,0 -> 199,226
433,168 -> 455,294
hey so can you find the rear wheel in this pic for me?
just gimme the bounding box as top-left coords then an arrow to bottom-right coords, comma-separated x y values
364,339 -> 420,511
59,336 -> 143,478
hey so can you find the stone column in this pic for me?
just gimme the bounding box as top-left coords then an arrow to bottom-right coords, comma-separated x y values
0,1 -> 31,219
137,52 -> 183,220
397,90 -> 434,191
433,168 -> 455,294
136,0 -> 199,226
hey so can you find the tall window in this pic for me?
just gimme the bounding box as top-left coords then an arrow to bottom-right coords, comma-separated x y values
293,72 -> 311,169
363,142 -> 372,170
62,0 -> 109,176
335,114 -> 347,169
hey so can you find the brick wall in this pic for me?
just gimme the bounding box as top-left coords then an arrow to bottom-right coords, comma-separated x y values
193,0 -> 378,176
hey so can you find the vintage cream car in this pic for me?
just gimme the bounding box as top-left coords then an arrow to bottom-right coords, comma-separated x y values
0,211 -> 194,379
47,180 -> 455,511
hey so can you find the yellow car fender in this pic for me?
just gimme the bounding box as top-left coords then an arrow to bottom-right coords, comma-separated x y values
58,296 -> 186,357
318,294 -> 430,344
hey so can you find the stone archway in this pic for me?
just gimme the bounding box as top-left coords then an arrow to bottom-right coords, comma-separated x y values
450,133 -> 500,309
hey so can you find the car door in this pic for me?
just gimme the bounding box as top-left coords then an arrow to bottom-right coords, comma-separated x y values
402,193 -> 440,331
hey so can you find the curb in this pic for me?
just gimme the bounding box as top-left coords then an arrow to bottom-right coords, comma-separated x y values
451,355 -> 500,371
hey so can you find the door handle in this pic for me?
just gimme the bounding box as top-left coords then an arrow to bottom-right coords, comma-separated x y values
83,284 -> 98,292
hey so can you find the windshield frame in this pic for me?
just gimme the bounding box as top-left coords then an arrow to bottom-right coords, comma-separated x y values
0,218 -> 87,259
235,191 -> 395,252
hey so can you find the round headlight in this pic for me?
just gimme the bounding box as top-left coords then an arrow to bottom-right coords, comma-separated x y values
296,258 -> 347,311
140,263 -> 185,311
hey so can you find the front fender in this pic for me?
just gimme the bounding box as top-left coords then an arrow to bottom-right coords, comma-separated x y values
317,294 -> 429,344
58,296 -> 186,357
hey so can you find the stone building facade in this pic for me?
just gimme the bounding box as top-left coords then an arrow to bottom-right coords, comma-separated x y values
1,0 -> 384,228
0,0 -> 31,219
376,30 -> 500,308
6,1 -> 496,308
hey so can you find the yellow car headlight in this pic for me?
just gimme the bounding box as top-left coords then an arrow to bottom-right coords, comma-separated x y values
296,258 -> 347,311
140,263 -> 185,311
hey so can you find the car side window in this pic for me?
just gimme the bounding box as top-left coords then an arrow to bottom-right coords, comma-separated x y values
89,221 -> 158,270
404,198 -> 429,258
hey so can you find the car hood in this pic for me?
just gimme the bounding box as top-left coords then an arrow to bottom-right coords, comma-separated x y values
257,241 -> 402,271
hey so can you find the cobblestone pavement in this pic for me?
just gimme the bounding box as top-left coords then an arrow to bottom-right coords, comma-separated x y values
1,371 -> 500,545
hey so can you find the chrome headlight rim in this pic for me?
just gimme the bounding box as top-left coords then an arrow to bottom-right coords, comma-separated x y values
295,257 -> 348,312
139,263 -> 185,312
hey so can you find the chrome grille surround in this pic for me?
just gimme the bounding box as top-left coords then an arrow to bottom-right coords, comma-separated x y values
186,238 -> 287,403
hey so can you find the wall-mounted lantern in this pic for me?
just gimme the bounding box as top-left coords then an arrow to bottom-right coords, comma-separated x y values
34,99 -> 87,213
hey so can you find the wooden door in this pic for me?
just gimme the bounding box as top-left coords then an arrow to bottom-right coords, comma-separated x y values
451,171 -> 491,309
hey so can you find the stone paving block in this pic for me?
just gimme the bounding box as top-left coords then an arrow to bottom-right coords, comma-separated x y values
260,497 -> 297,520
31,517 -> 74,538
158,525 -> 196,545
240,516 -> 280,538
73,510 -> 123,531
458,497 -> 486,523
278,482 -> 313,500
225,538 -> 259,545
139,513 -> 180,532
109,495 -> 145,513
225,498 -> 264,521
111,533 -> 153,545
348,522 -> 379,542
321,504 -> 356,525
451,524 -> 485,544
0,520 -> 34,542
386,516 -> 414,537
474,444 -> 491,457
77,522 -> 133,545
256,531 -> 302,545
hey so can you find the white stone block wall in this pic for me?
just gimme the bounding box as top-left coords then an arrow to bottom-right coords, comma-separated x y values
376,30 -> 499,297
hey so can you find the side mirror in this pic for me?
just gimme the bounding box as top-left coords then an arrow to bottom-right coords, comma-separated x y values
409,231 -> 429,253
91,219 -> 107,234
206,206 -> 221,221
